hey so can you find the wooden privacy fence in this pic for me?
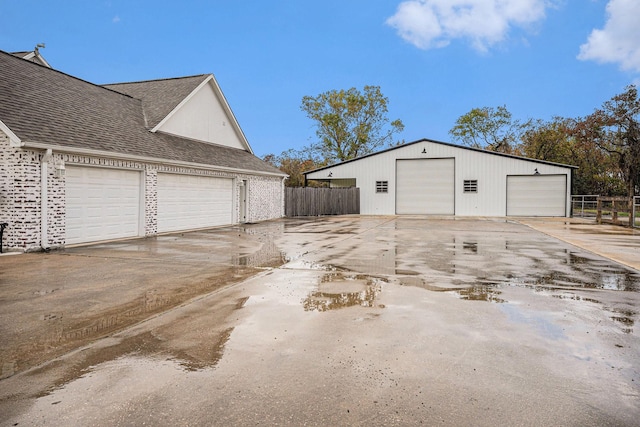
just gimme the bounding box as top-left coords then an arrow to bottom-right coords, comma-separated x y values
285,187 -> 360,217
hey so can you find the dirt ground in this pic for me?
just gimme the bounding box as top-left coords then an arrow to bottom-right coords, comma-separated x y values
0,216 -> 639,426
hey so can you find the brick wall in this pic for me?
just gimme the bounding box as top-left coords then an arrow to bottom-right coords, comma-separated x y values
1,134 -> 40,251
144,167 -> 158,236
0,134 -> 66,251
1,135 -> 284,251
246,175 -> 286,222
46,153 -> 66,248
0,133 -> 11,250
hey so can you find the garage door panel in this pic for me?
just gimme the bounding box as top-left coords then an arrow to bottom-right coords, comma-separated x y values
66,166 -> 141,244
157,173 -> 233,233
507,175 -> 566,216
396,158 -> 455,215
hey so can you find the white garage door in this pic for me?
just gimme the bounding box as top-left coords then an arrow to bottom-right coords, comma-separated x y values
157,173 -> 233,233
396,158 -> 455,214
66,166 -> 141,245
507,175 -> 567,216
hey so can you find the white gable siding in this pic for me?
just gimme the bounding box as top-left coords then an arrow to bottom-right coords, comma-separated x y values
158,83 -> 246,150
306,141 -> 573,217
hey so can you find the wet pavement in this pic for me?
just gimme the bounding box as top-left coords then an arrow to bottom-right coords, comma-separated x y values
0,216 -> 639,426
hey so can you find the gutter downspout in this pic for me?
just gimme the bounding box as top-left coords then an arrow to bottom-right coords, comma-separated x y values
282,176 -> 288,218
41,149 -> 52,250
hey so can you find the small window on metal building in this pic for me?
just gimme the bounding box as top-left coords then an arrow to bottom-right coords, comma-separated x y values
464,180 -> 478,193
376,181 -> 388,193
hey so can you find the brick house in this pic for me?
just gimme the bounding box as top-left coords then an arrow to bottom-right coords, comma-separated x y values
0,50 -> 286,252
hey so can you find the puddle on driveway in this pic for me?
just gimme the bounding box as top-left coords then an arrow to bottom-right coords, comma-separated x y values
70,224 -> 287,268
455,284 -> 506,303
303,273 -> 386,312
3,217 -> 640,425
0,223 -> 288,379
394,248 -> 640,333
303,217 -> 640,334
23,293 -> 251,400
499,303 -> 567,341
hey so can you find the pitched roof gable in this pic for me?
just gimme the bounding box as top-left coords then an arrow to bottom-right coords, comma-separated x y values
304,138 -> 577,175
0,50 -> 283,176
103,75 -> 253,153
11,50 -> 51,68
103,75 -> 208,129
1,51 -> 147,152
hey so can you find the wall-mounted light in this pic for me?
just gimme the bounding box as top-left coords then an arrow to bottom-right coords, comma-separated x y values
421,148 -> 427,154
534,168 -> 540,175
54,159 -> 65,177
328,172 -> 332,177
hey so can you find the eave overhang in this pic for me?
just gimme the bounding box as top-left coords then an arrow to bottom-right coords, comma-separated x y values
20,141 -> 286,178
0,119 -> 22,147
150,74 -> 255,155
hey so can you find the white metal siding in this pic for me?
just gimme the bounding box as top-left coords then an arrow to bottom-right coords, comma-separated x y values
306,140 -> 572,216
396,158 -> 455,214
66,166 -> 141,245
157,173 -> 233,232
507,175 -> 567,216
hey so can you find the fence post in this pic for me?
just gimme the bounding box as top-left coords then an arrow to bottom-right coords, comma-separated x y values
596,198 -> 602,224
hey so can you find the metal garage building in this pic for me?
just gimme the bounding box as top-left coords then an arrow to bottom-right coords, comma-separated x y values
305,139 -> 576,217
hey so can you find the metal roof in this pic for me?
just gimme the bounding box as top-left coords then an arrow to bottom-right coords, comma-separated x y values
304,138 -> 578,175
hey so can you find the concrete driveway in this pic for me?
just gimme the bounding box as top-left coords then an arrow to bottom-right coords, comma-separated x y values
1,217 -> 639,426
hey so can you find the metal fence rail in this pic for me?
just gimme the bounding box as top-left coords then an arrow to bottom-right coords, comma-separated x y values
571,195 -> 599,218
569,195 -> 639,227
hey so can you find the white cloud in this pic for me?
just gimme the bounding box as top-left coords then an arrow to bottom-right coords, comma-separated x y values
578,0 -> 640,73
386,0 -> 552,52
112,15 -> 121,24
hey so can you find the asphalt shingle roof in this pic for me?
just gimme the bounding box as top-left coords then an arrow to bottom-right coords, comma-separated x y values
103,76 -> 208,129
10,51 -> 32,58
0,51 -> 283,175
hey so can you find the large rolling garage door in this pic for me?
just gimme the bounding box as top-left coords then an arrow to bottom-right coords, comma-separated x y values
396,158 -> 455,214
507,175 -> 567,216
157,173 -> 233,233
66,166 -> 141,245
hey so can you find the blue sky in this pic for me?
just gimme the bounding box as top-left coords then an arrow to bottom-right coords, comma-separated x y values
2,1 -> 639,158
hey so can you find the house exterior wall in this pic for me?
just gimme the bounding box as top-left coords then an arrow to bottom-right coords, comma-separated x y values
306,140 -> 573,217
144,167 -> 158,235
1,132 -> 284,252
158,83 -> 246,150
0,132 -> 65,251
245,175 -> 285,222
0,132 -> 10,229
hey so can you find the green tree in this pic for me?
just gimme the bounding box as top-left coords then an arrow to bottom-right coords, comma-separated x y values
522,117 -> 623,195
301,85 -> 404,163
572,85 -> 639,198
521,118 -> 573,162
449,105 -> 530,154
263,149 -> 325,187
